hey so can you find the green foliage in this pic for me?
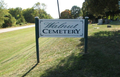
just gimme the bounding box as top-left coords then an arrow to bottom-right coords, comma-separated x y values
23,8 -> 35,23
46,14 -> 53,19
60,6 -> 81,19
16,15 -> 26,24
33,2 -> 53,19
84,0 -> 119,18
2,14 -> 16,28
0,2 -> 53,28
82,2 -> 88,17
60,9 -> 72,19
71,6 -> 81,18
0,0 -> 9,27
33,2 -> 40,10
9,7 -> 26,24
0,9 -> 8,27
9,8 -> 21,19
39,9 -> 53,19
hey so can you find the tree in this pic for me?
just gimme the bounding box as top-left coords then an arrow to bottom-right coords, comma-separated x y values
84,0 -> 119,18
33,2 -> 41,18
2,14 -> 16,28
41,3 -> 46,10
71,6 -> 81,18
60,9 -> 72,19
82,2 -> 88,17
9,7 -> 26,24
82,1 -> 96,21
23,8 -> 35,23
39,9 -> 53,19
33,2 -> 41,10
33,2 -> 52,19
46,14 -> 53,19
0,0 -> 9,27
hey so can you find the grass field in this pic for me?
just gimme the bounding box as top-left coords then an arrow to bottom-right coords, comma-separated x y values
0,21 -> 120,77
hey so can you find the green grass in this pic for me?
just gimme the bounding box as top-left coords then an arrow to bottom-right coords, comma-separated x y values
109,21 -> 120,25
0,21 -> 120,77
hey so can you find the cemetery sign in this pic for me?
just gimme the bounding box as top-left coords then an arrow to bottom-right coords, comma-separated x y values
39,19 -> 84,37
35,17 -> 88,63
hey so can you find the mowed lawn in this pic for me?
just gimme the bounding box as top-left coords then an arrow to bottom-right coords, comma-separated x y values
0,21 -> 120,77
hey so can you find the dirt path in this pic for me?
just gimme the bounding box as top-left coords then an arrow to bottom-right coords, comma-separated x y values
0,25 -> 35,33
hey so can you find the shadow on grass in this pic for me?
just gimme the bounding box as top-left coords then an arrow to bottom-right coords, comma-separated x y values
22,63 -> 38,77
40,30 -> 120,77
109,21 -> 120,25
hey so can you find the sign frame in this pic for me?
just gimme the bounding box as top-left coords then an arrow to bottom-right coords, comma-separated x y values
39,19 -> 85,38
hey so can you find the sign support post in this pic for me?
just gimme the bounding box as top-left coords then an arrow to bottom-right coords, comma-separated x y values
35,17 -> 40,63
84,17 -> 89,53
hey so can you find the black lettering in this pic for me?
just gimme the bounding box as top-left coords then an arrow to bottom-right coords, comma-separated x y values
58,22 -> 66,28
44,23 -> 53,28
59,30 -> 62,34
45,22 -> 59,28
68,30 -> 72,34
75,29 -> 81,34
48,22 -> 56,28
69,25 -> 74,28
67,25 -> 70,28
63,25 -> 67,28
42,29 -> 48,34
63,30 -> 67,34
73,24 -> 78,28
72,30 -> 76,34
52,30 -> 58,34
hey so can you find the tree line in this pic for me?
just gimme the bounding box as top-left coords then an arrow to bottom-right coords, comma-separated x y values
60,6 -> 82,19
60,0 -> 120,23
0,1 -> 52,28
82,0 -> 120,22
1,0 -> 120,28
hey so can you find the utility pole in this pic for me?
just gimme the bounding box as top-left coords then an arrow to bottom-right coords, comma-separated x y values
57,0 -> 61,19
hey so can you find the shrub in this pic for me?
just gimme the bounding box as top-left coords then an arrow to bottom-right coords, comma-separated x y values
16,15 -> 26,24
2,14 -> 16,28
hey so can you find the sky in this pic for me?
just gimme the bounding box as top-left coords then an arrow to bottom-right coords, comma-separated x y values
4,0 -> 85,19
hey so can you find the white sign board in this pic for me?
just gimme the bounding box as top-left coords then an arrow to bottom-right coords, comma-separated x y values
39,19 -> 84,37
